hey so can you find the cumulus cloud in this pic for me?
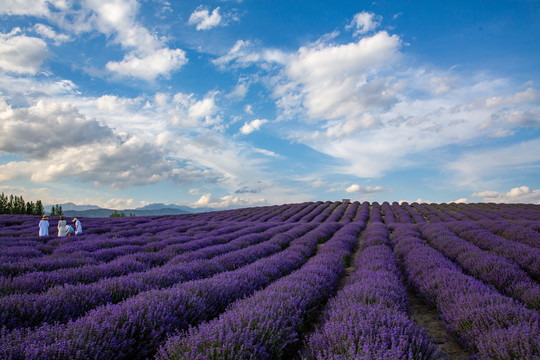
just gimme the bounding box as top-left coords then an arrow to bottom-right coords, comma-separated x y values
240,119 -> 268,135
213,40 -> 288,69
33,24 -> 70,45
0,96 -> 226,189
73,0 -> 188,79
103,198 -> 138,209
0,99 -> 113,158
345,184 -> 384,193
346,11 -> 382,36
189,6 -> 222,30
267,22 -> 540,181
106,47 -> 187,80
0,137 -> 167,187
0,28 -> 48,74
193,193 -> 266,209
472,186 -> 540,204
170,91 -> 220,128
0,0 -> 50,16
277,31 -> 401,126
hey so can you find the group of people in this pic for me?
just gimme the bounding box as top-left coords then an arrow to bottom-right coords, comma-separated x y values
38,215 -> 82,237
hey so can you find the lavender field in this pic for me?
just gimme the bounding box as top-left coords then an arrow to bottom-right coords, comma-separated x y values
0,201 -> 539,360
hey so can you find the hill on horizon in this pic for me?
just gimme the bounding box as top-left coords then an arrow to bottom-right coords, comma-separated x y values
44,202 -> 214,217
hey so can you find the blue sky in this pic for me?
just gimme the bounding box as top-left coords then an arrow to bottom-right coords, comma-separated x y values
1,0 -> 540,209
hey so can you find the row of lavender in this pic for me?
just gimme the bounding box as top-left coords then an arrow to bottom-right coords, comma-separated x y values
1,201 -> 540,359
391,223 -> 540,359
2,201 -> 540,240
1,220 -> 345,358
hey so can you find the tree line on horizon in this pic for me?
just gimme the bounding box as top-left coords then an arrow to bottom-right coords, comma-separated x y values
0,193 -> 46,216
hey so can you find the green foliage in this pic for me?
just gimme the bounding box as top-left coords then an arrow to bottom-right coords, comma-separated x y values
110,210 -> 127,217
0,193 -> 42,215
34,200 -> 44,216
0,193 -> 43,215
50,204 -> 63,216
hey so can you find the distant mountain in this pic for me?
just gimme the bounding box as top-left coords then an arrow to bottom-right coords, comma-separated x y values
44,202 -> 214,218
136,203 -> 215,213
60,207 -> 192,218
44,202 -> 101,212
136,203 -> 194,212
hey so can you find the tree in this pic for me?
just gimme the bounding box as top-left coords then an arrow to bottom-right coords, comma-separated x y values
0,193 -> 7,214
0,193 -> 44,215
14,196 -> 25,214
26,201 -> 35,215
8,195 -> 14,214
109,210 -> 126,217
34,200 -> 44,216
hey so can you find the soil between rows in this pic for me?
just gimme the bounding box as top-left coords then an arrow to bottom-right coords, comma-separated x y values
406,287 -> 472,360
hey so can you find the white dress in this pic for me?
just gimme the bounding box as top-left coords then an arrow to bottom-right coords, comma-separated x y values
74,219 -> 82,234
39,220 -> 49,236
57,220 -> 67,237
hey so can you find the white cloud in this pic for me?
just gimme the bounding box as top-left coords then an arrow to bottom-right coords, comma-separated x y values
33,24 -> 70,45
447,138 -> 540,186
278,31 -> 401,125
0,28 -> 48,74
252,147 -> 282,159
94,94 -> 141,113
345,184 -> 361,193
265,25 -> 540,182
240,119 -> 268,135
0,0 -> 50,16
106,47 -> 187,80
188,6 -> 222,30
429,76 -> 457,94
484,87 -> 540,108
227,79 -> 250,100
452,198 -> 468,204
346,11 -> 382,36
507,109 -> 540,127
472,186 -> 540,204
345,184 -> 383,193
67,0 -> 189,80
213,40 -> 289,69
170,91 -> 220,128
193,193 -> 266,209
244,104 -> 254,114
0,99 -> 113,158
103,197 -> 137,210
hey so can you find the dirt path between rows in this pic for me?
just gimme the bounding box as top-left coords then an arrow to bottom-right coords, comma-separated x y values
406,288 -> 472,360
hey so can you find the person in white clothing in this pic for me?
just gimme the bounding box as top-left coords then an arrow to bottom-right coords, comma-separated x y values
39,215 -> 49,236
73,218 -> 82,235
57,215 -> 67,237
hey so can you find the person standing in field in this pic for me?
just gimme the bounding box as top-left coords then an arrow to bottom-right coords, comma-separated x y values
39,215 -> 49,236
72,218 -> 82,235
57,215 -> 67,237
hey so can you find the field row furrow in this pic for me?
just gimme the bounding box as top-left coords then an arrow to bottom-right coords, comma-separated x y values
421,223 -> 540,310
0,223 -> 316,330
157,222 -> 364,359
0,222 -> 342,359
302,222 -> 446,360
391,224 -> 540,360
